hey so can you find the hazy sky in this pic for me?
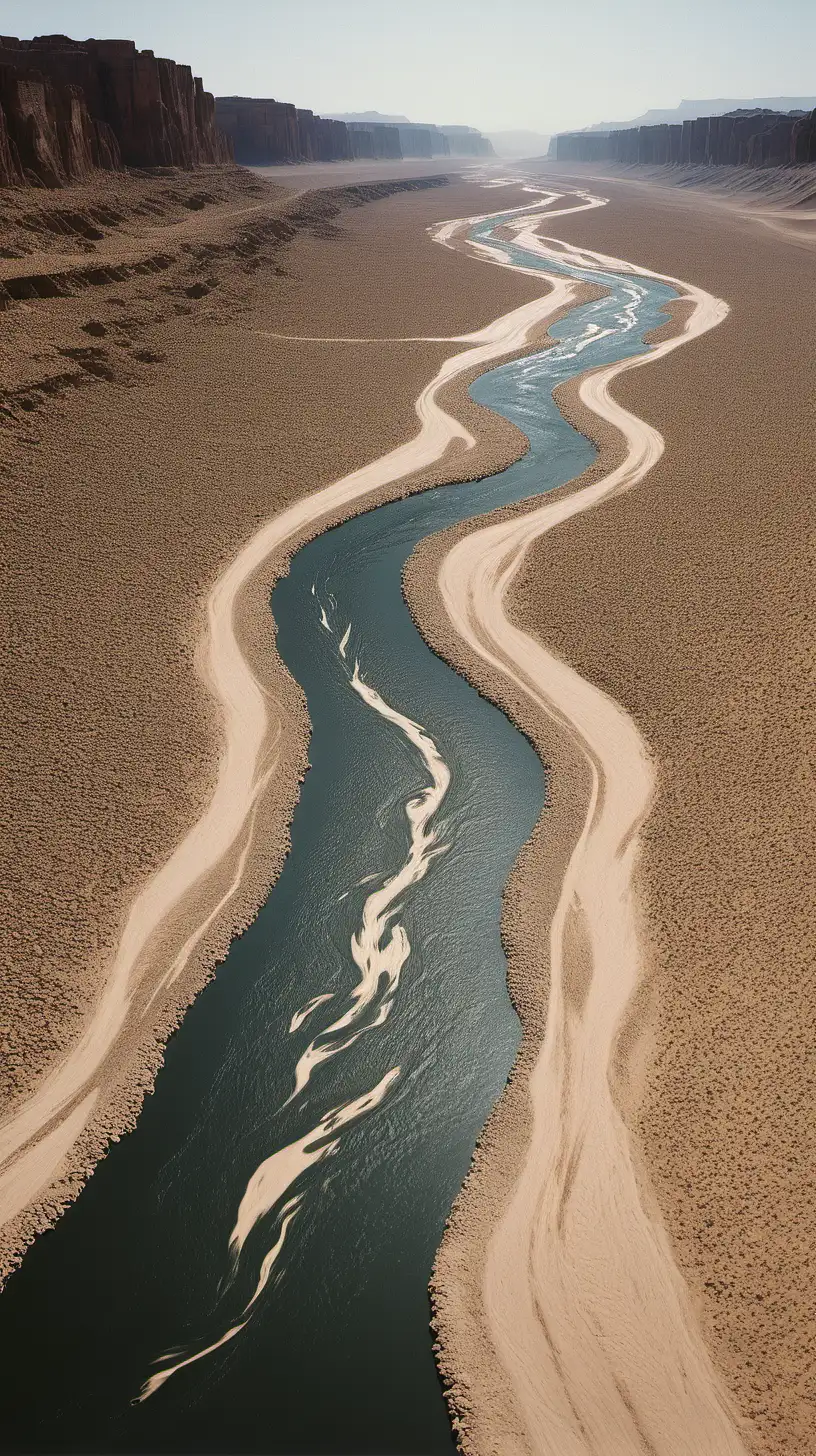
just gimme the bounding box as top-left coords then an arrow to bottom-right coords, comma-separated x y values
5,0 -> 815,134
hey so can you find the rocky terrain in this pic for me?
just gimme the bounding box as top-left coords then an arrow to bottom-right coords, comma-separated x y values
554,106 -> 816,166
0,35 -> 230,186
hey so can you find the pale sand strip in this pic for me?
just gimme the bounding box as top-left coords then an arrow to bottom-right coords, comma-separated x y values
428,219 -> 745,1451
0,1091 -> 98,1230
0,220 -> 586,1238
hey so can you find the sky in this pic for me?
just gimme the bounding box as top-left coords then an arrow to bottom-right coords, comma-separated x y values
5,0 -> 816,135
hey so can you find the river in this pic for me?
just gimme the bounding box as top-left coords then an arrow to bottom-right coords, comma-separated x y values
0,204 -> 678,1454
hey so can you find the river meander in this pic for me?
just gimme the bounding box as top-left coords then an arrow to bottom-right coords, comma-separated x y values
0,211 -> 678,1454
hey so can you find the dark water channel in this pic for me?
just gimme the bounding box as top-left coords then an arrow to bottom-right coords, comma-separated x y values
0,215 -> 677,1454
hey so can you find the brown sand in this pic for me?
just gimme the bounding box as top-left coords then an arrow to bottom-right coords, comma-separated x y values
0,168 -> 549,1274
497,171 -> 815,1454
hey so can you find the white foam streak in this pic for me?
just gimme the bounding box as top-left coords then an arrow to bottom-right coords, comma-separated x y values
289,993 -> 334,1033
140,1065 -> 398,1402
230,1069 -> 400,1258
241,1198 -> 302,1312
138,1199 -> 302,1402
140,1067 -> 399,1402
139,1320 -> 247,1402
286,663 -> 451,1102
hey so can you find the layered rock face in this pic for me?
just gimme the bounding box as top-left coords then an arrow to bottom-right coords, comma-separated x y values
296,110 -> 352,163
554,108 -> 816,166
346,120 -> 402,161
217,99 -> 494,167
397,125 -> 433,159
0,34 -> 230,186
217,97 -> 353,165
792,108 -> 816,163
218,99 -> 408,165
398,123 -> 450,157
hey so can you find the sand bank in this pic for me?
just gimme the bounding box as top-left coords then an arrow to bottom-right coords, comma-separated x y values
501,169 -> 815,1454
406,207 -> 751,1455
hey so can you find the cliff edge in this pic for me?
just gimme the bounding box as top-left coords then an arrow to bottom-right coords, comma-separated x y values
0,34 -> 231,187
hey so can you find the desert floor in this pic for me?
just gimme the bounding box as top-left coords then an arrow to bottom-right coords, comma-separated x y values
2,156 -> 813,1456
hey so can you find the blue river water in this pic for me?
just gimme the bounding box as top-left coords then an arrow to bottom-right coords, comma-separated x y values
0,213 -> 677,1454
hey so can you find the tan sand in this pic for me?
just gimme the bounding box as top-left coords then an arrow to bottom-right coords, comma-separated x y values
433,169 -> 814,1455
0,169 -> 551,1276
4,159 -> 810,1456
523,170 -> 816,1456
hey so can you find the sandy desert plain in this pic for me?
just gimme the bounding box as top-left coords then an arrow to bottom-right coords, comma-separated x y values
1,139 -> 815,1456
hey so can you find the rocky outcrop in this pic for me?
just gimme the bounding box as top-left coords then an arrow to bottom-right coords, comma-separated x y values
553,108 -> 816,167
0,34 -> 230,186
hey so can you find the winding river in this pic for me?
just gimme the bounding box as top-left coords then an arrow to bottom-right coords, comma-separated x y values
0,200 -> 686,1453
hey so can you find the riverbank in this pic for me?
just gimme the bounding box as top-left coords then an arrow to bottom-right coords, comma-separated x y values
529,170 -> 816,1456
426,171 -> 814,1455
407,213 -> 748,1455
1,168 -> 562,1276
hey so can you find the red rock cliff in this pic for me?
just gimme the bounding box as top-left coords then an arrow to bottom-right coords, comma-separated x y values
0,34 -> 231,186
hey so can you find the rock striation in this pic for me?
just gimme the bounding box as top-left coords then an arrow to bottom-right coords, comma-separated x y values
0,34 -> 230,186
397,125 -> 434,159
346,120 -> 402,161
553,107 -> 816,167
792,108 -> 816,164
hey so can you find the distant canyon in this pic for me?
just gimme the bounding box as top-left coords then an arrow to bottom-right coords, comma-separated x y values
552,105 -> 816,166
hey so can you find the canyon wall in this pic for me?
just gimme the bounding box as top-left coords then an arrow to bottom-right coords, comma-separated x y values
553,108 -> 816,166
0,34 -> 231,186
217,100 -> 494,167
346,121 -> 402,161
792,109 -> 816,164
397,125 -> 433,159
216,97 -> 353,165
439,125 -> 494,157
